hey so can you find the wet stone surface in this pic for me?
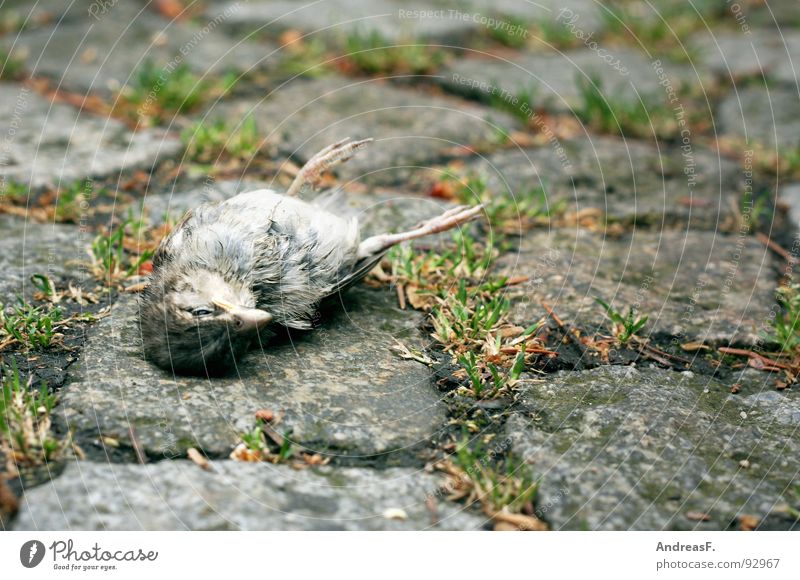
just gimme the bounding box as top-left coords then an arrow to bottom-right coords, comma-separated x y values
13,459 -> 486,530
208,75 -> 519,187
508,366 -> 799,530
6,2 -> 276,96
58,288 -> 445,462
465,135 -> 745,229
0,83 -> 181,187
442,48 -> 703,114
497,228 -> 779,346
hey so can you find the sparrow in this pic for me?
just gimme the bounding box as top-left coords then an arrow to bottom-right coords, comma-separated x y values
139,138 -> 483,375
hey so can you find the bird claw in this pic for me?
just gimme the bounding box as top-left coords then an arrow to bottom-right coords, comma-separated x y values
286,137 -> 374,196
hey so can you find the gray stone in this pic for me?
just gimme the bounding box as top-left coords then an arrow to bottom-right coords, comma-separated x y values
508,366 -> 799,530
779,183 -> 800,228
467,135 -> 744,229
692,29 -> 800,83
5,3 -> 277,95
743,0 -> 800,29
496,228 -> 778,346
0,215 -> 90,298
13,459 -> 486,530
208,0 -> 480,45
206,0 -> 604,44
59,286 -> 446,460
442,47 -> 703,114
718,86 -> 800,149
771,33 -> 800,85
0,0 -> 97,32
0,83 -> 181,187
485,0 -> 604,31
741,390 -> 800,428
208,75 -> 519,187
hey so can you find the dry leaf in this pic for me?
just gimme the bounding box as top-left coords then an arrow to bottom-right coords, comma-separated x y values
739,514 -> 759,531
489,509 -> 548,531
302,453 -> 329,466
681,342 -> 710,352
685,511 -> 712,522
406,285 -> 432,310
499,326 -> 525,338
0,477 -> 19,522
187,447 -> 212,471
229,443 -> 262,462
493,521 -> 520,531
255,409 -> 275,422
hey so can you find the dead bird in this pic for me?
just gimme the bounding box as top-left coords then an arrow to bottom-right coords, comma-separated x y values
139,138 -> 483,375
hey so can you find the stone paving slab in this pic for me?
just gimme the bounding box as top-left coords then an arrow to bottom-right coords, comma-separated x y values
206,0 -> 601,47
692,29 -> 800,85
0,0 -> 97,33
497,228 -> 778,346
0,215 -> 91,298
208,0 -> 476,45
5,2 -> 276,96
441,47 -> 703,114
508,366 -> 799,530
467,135 -> 744,229
718,86 -> 800,149
744,0 -> 800,29
779,183 -> 800,228
59,287 -> 445,461
13,460 -> 486,530
0,83 -> 181,187
208,75 -> 519,187
206,0 -> 604,44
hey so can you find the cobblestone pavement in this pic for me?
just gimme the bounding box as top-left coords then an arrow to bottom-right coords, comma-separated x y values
1,0 -> 799,531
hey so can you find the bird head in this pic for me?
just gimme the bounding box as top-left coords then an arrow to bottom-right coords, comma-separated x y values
139,268 -> 272,375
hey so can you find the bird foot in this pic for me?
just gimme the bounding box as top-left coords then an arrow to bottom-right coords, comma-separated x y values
286,137 -> 373,197
357,204 -> 484,258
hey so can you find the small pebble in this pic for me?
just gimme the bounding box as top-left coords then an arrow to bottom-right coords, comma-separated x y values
703,388 -> 710,394
739,459 -> 751,469
740,411 -> 748,420
382,508 -> 408,521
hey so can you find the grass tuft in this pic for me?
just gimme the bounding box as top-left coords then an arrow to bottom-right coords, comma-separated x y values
0,363 -> 67,470
595,297 -> 648,345
769,284 -> 800,352
119,59 -> 236,124
576,75 -> 677,139
0,298 -> 63,350
90,216 -> 155,287
342,30 -> 446,75
181,114 -> 265,163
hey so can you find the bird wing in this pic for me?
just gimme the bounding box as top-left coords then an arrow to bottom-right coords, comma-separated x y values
326,249 -> 390,297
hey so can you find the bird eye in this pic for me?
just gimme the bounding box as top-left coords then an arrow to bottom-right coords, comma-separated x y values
190,307 -> 214,318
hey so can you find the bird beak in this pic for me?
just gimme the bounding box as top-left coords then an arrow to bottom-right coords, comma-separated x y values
212,299 -> 273,332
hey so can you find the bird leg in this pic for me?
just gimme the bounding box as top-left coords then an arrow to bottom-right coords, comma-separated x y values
285,137 -> 373,197
357,204 -> 484,258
